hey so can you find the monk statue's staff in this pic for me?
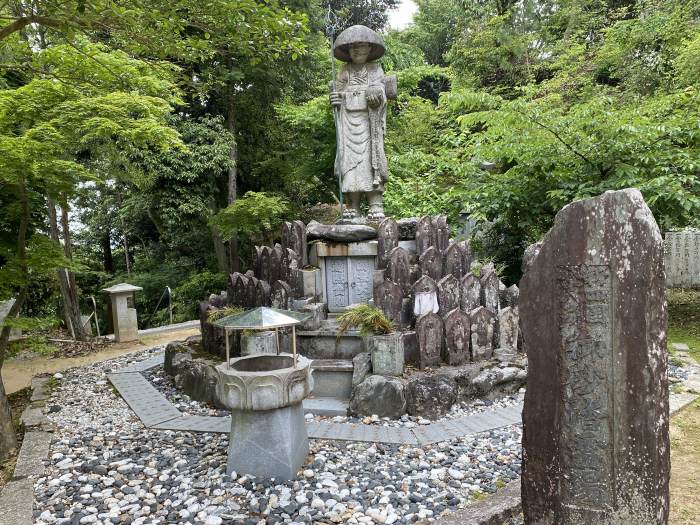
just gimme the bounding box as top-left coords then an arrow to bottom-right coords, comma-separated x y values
325,5 -> 343,215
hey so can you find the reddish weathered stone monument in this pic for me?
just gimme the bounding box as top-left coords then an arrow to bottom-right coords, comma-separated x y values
521,189 -> 669,524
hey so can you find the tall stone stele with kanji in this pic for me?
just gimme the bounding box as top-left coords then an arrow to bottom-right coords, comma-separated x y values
330,25 -> 397,222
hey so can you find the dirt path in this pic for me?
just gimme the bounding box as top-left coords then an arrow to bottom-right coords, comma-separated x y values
2,327 -> 199,395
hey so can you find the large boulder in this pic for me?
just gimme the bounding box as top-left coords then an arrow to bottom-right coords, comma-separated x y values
164,342 -> 194,376
471,366 -> 527,398
405,375 -> 457,419
199,301 -> 239,359
349,375 -> 406,418
306,220 -> 377,242
174,357 -> 225,409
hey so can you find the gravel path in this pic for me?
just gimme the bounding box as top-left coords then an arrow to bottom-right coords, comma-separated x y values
35,349 -> 523,524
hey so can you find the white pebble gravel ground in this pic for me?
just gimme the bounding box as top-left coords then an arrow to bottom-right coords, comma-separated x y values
35,348 -> 523,525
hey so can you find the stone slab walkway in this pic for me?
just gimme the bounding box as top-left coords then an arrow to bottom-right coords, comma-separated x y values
108,353 -> 524,445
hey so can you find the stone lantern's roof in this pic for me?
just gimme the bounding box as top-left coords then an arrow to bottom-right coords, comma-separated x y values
333,25 -> 385,62
213,307 -> 309,330
102,283 -> 143,294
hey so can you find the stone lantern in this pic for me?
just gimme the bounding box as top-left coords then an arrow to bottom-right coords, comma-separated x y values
102,283 -> 142,342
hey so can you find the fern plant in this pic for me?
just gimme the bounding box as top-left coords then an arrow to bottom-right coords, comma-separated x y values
207,306 -> 244,322
337,304 -> 394,337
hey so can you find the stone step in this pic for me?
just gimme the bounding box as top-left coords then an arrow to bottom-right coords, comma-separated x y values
310,358 -> 354,399
296,329 -> 365,360
303,397 -> 349,417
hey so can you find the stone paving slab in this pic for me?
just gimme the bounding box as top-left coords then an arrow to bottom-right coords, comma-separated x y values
108,371 -> 181,427
0,478 -> 33,525
303,397 -> 348,417
670,392 -> 698,415
13,431 -> 52,479
153,415 -> 231,433
112,353 -> 165,374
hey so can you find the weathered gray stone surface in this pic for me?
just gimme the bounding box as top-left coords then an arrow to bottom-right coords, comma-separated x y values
349,375 -> 406,417
369,333 -> 404,376
500,283 -> 519,308
0,298 -> 21,340
480,271 -> 500,312
470,306 -> 496,361
443,242 -> 467,280
271,245 -> 285,284
664,230 -> 700,288
300,302 -> 327,330
374,280 -> 403,326
521,188 -> 669,524
419,245 -> 443,281
387,246 -> 411,295
0,478 -> 33,525
460,274 -> 481,312
228,272 -> 248,308
416,312 -> 444,369
405,375 -> 456,419
241,330 -> 278,355
416,216 -> 435,255
352,352 -> 372,386
397,217 -> 418,240
437,274 -> 460,315
227,402 -> 308,480
433,479 -> 521,525
174,355 -> 225,409
198,302 -> 238,359
255,246 -> 273,283
377,218 -> 399,269
435,215 -> 450,252
271,280 -> 292,310
255,279 -> 271,307
443,308 -> 471,366
471,366 -> 526,398
306,220 -> 377,242
282,220 -> 308,267
521,241 -> 542,274
497,306 -> 519,351
244,275 -> 258,308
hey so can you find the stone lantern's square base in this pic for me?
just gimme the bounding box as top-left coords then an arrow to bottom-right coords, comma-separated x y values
227,402 -> 309,480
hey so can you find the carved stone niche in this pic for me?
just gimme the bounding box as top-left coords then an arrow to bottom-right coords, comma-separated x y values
271,280 -> 292,310
416,216 -> 436,256
255,279 -> 271,307
443,242 -> 467,280
374,280 -> 403,327
245,275 -> 259,309
415,312 -> 444,369
470,306 -> 496,361
434,215 -> 449,252
387,246 -> 411,296
255,246 -> 273,283
377,218 -> 399,270
443,308 -> 470,365
460,273 -> 481,312
480,270 -> 500,312
419,245 -> 443,281
229,272 -> 249,308
282,220 -> 307,268
437,274 -> 460,315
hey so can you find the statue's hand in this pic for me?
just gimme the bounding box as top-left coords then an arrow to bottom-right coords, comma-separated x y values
366,86 -> 384,108
329,92 -> 342,107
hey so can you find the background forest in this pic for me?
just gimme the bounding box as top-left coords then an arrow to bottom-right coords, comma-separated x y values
1,0 -> 699,336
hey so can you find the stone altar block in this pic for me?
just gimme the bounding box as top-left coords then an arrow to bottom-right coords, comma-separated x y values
102,283 -> 142,342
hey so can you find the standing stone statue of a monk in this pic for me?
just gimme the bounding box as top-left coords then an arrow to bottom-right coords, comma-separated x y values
330,25 -> 397,222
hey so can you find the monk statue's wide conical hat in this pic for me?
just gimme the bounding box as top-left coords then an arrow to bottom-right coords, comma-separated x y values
333,25 -> 385,62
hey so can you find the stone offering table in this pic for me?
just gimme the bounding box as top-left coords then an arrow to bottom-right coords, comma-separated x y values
216,353 -> 313,480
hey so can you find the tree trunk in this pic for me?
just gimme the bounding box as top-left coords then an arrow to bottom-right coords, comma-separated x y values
0,181 -> 30,462
47,197 -> 86,341
226,95 -> 240,273
101,233 -> 114,273
60,199 -> 87,340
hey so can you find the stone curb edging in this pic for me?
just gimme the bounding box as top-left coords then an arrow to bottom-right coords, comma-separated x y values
0,377 -> 54,525
433,479 -> 521,525
109,353 -> 524,445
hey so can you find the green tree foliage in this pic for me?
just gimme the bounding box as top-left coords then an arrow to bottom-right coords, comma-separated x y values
210,191 -> 290,247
